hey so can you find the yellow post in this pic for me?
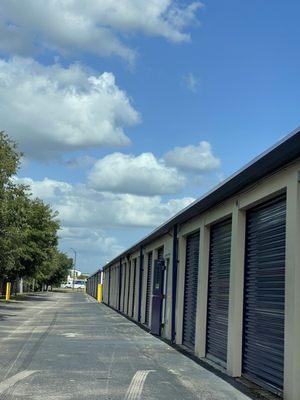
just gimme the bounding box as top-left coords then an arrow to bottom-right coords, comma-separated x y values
97,283 -> 103,303
5,282 -> 11,301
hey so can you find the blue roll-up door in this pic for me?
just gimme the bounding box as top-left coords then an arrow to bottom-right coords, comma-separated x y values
145,251 -> 153,326
122,262 -> 126,312
182,231 -> 200,350
157,247 -> 164,260
206,218 -> 232,365
243,194 -> 286,395
118,262 -> 122,311
126,262 -> 131,315
131,259 -> 137,318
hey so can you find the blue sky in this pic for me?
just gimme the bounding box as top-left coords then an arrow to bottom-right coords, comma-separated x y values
0,1 -> 299,273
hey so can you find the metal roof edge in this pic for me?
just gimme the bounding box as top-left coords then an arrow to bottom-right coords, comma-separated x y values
93,125 -> 300,274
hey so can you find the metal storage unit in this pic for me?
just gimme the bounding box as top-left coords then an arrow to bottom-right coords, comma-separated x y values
113,267 -> 116,308
127,262 -> 131,315
96,273 -> 99,298
107,268 -> 110,304
123,262 -> 128,312
206,219 -> 232,365
243,194 -> 286,394
115,266 -> 119,309
145,251 -> 153,326
118,262 -> 122,311
138,251 -> 144,322
122,261 -> 126,312
111,268 -> 115,307
157,247 -> 164,260
182,231 -> 200,350
93,275 -> 97,298
131,258 -> 137,318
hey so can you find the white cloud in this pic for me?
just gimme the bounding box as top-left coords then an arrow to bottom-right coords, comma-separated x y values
164,141 -> 221,173
107,193 -> 195,227
56,224 -> 125,272
183,72 -> 199,93
0,57 -> 139,159
17,177 -> 194,229
21,177 -> 73,200
59,226 -> 124,265
88,152 -> 186,196
16,175 -> 194,270
0,1 -> 203,62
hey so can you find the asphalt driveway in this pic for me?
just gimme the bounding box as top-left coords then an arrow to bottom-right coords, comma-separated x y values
0,292 -> 251,400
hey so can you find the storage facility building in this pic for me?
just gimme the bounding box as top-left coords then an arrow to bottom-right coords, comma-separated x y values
87,128 -> 300,400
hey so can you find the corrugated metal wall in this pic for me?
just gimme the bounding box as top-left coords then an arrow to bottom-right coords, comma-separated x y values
182,231 -> 200,350
86,270 -> 103,300
127,261 -> 131,315
243,195 -> 286,395
131,258 -> 137,318
121,261 -> 126,312
206,219 -> 232,365
157,247 -> 164,260
145,251 -> 153,327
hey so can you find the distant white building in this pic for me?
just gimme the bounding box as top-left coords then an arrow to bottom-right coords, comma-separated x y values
61,269 -> 89,289
61,269 -> 90,288
67,268 -> 82,281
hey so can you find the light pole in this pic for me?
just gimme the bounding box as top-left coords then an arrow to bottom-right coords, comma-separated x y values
70,248 -> 77,291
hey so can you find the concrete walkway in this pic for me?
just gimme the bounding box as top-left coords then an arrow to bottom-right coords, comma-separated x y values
0,292 -> 251,399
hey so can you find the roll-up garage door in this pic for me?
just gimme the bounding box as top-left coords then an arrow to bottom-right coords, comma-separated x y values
118,263 -> 122,311
157,247 -> 164,260
127,262 -> 131,315
145,252 -> 153,326
122,262 -> 126,312
131,259 -> 137,318
243,194 -> 286,394
206,219 -> 232,365
182,231 -> 200,350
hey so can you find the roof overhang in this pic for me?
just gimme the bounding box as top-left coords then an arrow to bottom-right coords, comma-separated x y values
101,126 -> 300,272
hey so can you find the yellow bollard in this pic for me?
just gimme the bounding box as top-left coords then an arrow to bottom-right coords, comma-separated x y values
5,282 -> 11,301
97,283 -> 103,303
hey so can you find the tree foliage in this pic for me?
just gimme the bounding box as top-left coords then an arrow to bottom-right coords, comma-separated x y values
0,131 -> 70,289
0,131 -> 20,187
36,250 -> 73,287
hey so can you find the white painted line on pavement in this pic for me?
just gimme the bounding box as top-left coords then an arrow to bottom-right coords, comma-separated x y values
0,370 -> 36,394
124,370 -> 154,400
61,332 -> 82,338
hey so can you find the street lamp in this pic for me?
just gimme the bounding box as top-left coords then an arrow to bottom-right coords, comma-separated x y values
70,248 -> 77,291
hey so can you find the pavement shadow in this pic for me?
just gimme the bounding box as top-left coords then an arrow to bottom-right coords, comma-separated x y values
16,295 -> 51,302
0,304 -> 25,311
0,313 -> 16,320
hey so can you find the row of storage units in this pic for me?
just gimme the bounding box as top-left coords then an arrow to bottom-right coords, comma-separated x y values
86,270 -> 102,298
87,128 -> 300,400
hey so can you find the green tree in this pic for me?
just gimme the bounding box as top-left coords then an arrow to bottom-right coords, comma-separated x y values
36,250 -> 72,288
0,184 -> 30,280
0,131 -> 67,292
19,198 -> 60,280
0,131 -> 20,188
0,132 -> 23,286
